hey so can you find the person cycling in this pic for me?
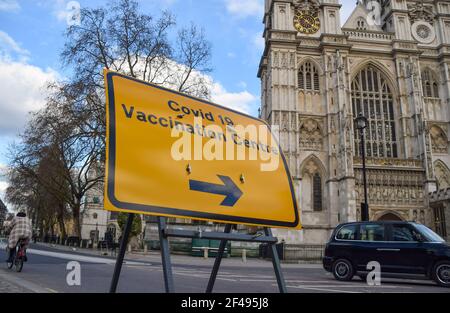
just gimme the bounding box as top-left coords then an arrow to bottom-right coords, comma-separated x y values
5,211 -> 32,263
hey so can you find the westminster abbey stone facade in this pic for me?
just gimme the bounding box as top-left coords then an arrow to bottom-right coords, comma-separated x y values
258,0 -> 450,244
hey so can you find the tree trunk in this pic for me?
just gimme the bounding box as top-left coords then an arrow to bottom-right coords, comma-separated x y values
72,201 -> 82,238
57,204 -> 67,239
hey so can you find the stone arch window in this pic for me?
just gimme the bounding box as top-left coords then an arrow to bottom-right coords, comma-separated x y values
430,125 -> 448,154
434,160 -> 450,190
351,65 -> 398,158
312,173 -> 323,211
301,156 -> 325,212
298,61 -> 320,92
422,68 -> 439,98
356,18 -> 367,30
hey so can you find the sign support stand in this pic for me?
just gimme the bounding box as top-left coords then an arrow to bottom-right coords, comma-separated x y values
264,227 -> 287,293
109,213 -> 135,293
157,216 -> 175,293
110,214 -> 288,293
206,224 -> 232,293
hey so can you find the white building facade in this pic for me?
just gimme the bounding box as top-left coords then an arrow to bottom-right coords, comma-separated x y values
258,0 -> 450,244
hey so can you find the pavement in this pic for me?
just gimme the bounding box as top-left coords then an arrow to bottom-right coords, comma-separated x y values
0,242 -> 449,293
0,276 -> 30,293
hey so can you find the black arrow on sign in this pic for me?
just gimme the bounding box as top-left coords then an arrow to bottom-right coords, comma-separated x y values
189,175 -> 243,207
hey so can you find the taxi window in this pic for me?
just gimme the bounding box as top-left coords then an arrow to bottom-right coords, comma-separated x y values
360,224 -> 385,241
336,225 -> 358,241
392,225 -> 415,242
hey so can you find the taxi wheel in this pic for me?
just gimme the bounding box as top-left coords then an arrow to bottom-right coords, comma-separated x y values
433,261 -> 450,288
332,259 -> 355,282
358,274 -> 368,282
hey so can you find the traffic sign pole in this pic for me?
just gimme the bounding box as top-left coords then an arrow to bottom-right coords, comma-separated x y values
206,224 -> 232,293
265,227 -> 287,293
110,213 -> 134,293
157,216 -> 175,293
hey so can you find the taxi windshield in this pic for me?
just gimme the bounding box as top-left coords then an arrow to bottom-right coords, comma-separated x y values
415,224 -> 445,243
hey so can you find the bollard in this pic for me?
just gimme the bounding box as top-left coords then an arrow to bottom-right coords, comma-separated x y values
128,244 -> 132,253
144,244 -> 148,254
203,247 -> 209,259
242,249 -> 247,263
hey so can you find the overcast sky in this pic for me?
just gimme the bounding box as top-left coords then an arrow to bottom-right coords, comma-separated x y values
0,0 -> 355,208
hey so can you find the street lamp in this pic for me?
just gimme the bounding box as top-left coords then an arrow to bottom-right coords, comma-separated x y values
355,113 -> 369,222
95,222 -> 99,244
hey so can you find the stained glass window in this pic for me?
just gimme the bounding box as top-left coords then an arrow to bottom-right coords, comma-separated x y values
352,66 -> 398,158
313,173 -> 322,211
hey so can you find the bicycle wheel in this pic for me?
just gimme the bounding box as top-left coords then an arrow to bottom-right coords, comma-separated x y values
6,248 -> 13,269
15,258 -> 23,272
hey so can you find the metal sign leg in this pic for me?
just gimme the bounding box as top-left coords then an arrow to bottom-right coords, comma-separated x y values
110,213 -> 134,293
264,228 -> 287,293
157,217 -> 175,293
206,224 -> 232,293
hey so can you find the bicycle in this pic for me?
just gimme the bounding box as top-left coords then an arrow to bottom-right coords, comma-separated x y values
6,238 -> 29,273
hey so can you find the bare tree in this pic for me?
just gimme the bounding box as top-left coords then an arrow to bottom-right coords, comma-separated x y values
5,147 -> 70,238
9,86 -> 104,238
6,0 -> 213,239
62,0 -> 211,97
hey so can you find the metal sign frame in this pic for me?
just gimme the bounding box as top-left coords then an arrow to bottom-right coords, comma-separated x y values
109,214 -> 287,293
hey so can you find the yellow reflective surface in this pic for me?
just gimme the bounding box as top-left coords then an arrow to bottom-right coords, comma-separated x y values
104,70 -> 301,229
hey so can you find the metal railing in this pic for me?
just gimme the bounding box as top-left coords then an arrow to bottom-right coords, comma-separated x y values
283,244 -> 326,262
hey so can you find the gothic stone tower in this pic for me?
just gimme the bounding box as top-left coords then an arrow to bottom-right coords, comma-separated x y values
258,0 -> 450,244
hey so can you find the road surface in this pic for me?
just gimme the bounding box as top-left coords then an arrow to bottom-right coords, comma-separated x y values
0,243 -> 449,293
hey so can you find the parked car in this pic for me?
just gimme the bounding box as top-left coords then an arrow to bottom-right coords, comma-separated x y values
323,221 -> 450,287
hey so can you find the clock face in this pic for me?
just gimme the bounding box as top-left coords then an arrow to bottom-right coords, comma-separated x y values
294,11 -> 320,34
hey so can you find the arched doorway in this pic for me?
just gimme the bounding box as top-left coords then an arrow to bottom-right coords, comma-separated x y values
377,213 -> 403,222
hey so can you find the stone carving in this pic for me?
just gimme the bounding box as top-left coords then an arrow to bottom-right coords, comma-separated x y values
281,112 -> 289,131
273,111 -> 280,126
355,168 -> 425,205
429,125 -> 448,154
293,0 -> 319,15
411,21 -> 436,44
434,160 -> 450,190
273,51 -> 279,67
416,24 -> 431,39
353,157 -> 423,168
291,113 -> 297,131
408,2 -> 435,24
302,158 -> 320,176
290,53 -> 295,68
299,119 -> 323,151
281,52 -> 288,68
273,32 -> 293,40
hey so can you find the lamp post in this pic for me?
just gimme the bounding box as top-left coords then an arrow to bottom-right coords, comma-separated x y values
355,113 -> 369,222
95,222 -> 99,244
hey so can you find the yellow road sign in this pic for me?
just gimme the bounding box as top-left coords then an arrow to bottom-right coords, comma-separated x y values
104,70 -> 301,229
